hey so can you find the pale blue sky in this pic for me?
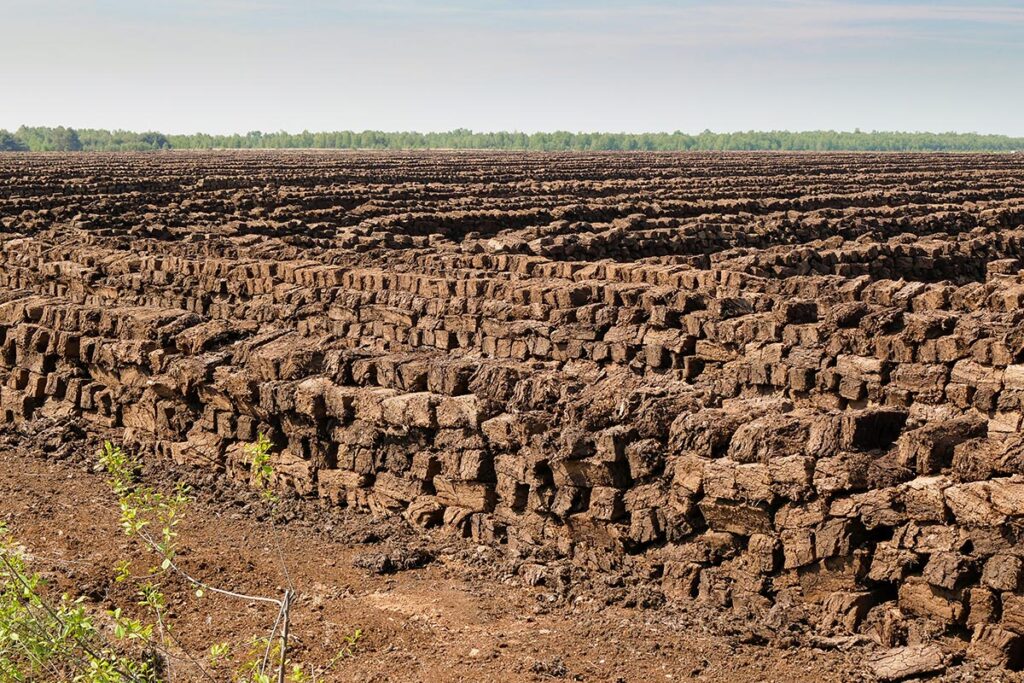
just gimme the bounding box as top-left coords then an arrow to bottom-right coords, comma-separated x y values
2,0 -> 1022,135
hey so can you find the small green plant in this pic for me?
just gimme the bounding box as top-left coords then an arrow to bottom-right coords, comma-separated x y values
2,438 -> 362,682
325,630 -> 366,667
99,441 -> 190,562
208,641 -> 230,667
247,433 -> 277,501
113,561 -> 132,584
0,523 -> 159,682
338,628 -> 364,660
96,440 -> 361,682
99,440 -> 293,682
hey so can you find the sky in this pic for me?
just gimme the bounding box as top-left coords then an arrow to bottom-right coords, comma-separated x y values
2,0 -> 1022,135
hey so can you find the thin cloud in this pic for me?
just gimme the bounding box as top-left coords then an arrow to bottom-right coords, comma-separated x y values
293,1 -> 1024,48
495,1 -> 1024,48
351,0 -> 1024,26
17,1 -> 1024,45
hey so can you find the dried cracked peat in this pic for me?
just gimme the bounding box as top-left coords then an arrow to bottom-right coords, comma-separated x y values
2,150 -> 1024,675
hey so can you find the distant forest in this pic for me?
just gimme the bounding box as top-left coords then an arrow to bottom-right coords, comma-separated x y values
2,126 -> 1023,152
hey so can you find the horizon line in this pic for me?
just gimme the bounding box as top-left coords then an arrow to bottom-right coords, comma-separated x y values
6,126 -> 1024,138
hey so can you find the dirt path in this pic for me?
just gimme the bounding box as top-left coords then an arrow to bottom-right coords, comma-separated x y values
0,448 -> 869,682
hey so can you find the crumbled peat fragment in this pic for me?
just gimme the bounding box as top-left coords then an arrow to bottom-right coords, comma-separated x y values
531,657 -> 569,678
352,546 -> 435,575
870,645 -> 946,681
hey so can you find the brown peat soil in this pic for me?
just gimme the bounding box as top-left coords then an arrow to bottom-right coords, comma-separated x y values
4,151 -> 1024,681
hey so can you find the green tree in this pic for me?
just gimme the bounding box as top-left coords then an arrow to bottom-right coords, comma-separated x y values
0,130 -> 28,151
7,126 -> 1024,152
139,132 -> 170,149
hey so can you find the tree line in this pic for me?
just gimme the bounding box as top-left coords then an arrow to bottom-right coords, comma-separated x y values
2,126 -> 1023,152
